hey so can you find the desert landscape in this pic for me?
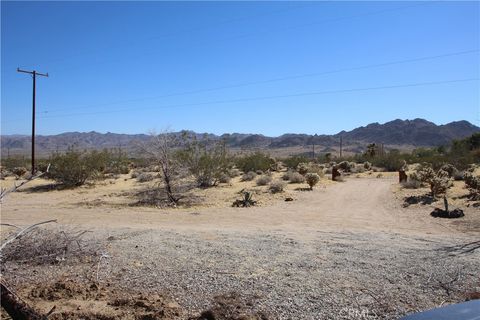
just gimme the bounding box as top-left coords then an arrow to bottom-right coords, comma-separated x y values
2,1 -> 479,319
1,143 -> 479,319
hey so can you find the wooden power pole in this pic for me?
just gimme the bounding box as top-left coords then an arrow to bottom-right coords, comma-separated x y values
17,68 -> 49,174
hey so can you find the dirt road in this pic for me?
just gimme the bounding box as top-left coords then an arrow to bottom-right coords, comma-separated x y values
1,176 -> 472,237
1,176 -> 479,319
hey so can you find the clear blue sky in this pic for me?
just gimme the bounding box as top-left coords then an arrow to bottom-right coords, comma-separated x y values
1,1 -> 479,136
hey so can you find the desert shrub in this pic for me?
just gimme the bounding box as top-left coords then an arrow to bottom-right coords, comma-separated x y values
1,157 -> 29,171
241,171 -> 257,181
440,164 -> 459,178
49,150 -> 105,187
256,170 -> 264,175
307,163 -> 325,176
136,172 -> 155,182
228,168 -> 241,177
464,172 -> 480,200
256,175 -> 272,186
219,173 -> 231,184
376,173 -> 383,178
305,173 -> 320,190
324,167 -> 332,174
12,167 -> 27,177
235,152 -> 275,173
131,170 -> 140,179
288,172 -> 305,184
269,180 -> 286,193
338,161 -> 355,172
363,161 -> 372,170
282,155 -> 309,169
232,191 -> 256,207
351,164 -> 365,174
402,176 -> 422,189
178,138 -> 232,188
297,163 -> 309,175
371,153 -> 404,171
414,164 -> 452,197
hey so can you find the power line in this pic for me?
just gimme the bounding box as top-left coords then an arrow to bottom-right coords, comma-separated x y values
33,78 -> 479,120
37,49 -> 479,114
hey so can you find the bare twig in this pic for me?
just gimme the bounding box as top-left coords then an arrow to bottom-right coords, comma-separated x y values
0,219 -> 57,253
0,164 -> 50,203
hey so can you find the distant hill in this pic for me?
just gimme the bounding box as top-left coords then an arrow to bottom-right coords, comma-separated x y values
1,119 -> 479,156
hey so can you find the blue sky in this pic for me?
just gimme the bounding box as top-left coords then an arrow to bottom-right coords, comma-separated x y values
1,1 -> 479,136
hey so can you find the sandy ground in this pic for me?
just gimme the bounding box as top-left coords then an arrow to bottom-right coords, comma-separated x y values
1,174 -> 479,319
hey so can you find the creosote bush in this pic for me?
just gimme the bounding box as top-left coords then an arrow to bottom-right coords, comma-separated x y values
256,175 -> 272,186
178,137 -> 231,188
235,152 -> 275,173
305,173 -> 320,190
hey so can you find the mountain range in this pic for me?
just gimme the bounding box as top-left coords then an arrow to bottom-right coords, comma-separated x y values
1,119 -> 479,157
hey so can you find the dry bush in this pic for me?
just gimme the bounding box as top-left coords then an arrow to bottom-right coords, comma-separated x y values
241,171 -> 257,182
12,167 -> 27,177
219,173 -> 231,184
401,177 -> 422,189
269,180 -> 285,193
228,168 -> 241,177
464,172 -> 480,200
256,175 -> 272,186
338,161 -> 355,172
288,172 -> 305,184
305,173 -> 320,190
363,161 -> 372,170
306,163 -> 325,177
1,226 -> 100,266
136,172 -> 155,183
297,163 -> 309,175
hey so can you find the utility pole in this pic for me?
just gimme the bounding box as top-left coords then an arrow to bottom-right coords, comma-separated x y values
17,68 -> 49,174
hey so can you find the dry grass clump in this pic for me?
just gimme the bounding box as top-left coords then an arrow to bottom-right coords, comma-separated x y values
241,171 -> 257,182
256,175 -> 272,186
269,180 -> 286,193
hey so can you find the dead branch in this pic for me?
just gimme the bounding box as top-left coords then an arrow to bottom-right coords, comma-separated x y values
0,220 -> 57,253
438,240 -> 480,255
1,279 -> 47,320
0,164 -> 50,203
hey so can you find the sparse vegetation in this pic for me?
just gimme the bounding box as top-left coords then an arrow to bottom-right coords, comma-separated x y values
269,180 -> 286,193
235,152 -> 275,173
464,172 -> 480,200
305,173 -> 320,190
178,136 -> 231,188
241,171 -> 257,181
232,191 -> 257,207
136,172 -> 155,183
256,175 -> 272,186
288,171 -> 305,184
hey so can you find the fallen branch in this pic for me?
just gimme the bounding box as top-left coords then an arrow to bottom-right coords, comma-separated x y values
1,279 -> 47,320
0,219 -> 57,253
0,164 -> 50,203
